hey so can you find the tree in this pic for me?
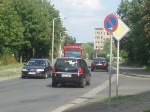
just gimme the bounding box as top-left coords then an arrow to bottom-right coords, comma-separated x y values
117,0 -> 150,65
82,44 -> 94,59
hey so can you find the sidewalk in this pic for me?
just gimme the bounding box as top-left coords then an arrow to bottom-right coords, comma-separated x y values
63,64 -> 150,112
119,64 -> 150,78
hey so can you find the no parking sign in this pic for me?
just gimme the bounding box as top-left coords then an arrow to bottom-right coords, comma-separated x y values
104,14 -> 118,33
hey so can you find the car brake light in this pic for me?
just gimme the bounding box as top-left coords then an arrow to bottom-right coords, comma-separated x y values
103,62 -> 107,66
78,68 -> 83,74
91,62 -> 96,66
52,67 -> 56,72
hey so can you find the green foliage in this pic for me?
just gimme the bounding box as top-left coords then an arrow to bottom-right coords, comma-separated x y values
0,0 -> 66,64
97,50 -> 107,58
120,50 -> 129,62
0,55 -> 18,65
64,36 -> 76,46
117,0 -> 150,66
82,43 -> 94,59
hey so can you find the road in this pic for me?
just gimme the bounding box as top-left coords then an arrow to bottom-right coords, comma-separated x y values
0,68 -> 149,112
0,69 -> 111,112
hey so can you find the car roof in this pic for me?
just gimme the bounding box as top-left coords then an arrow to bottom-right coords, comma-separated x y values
56,57 -> 82,60
29,58 -> 49,61
93,57 -> 106,59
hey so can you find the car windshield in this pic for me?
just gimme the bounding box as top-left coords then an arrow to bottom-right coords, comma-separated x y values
93,58 -> 106,62
55,59 -> 78,68
27,60 -> 46,66
66,50 -> 81,58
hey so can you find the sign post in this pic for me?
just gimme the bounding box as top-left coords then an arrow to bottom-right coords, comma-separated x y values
113,18 -> 130,97
104,13 -> 118,106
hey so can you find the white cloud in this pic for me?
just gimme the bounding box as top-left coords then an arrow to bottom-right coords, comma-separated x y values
63,0 -> 104,11
50,0 -> 122,42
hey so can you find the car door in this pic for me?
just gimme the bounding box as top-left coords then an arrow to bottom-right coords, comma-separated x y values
80,59 -> 91,79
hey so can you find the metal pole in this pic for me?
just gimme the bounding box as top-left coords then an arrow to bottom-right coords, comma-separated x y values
109,34 -> 113,106
59,33 -> 62,58
51,19 -> 55,65
51,17 -> 67,65
116,40 -> 120,97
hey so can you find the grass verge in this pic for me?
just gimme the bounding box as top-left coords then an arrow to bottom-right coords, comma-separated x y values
0,63 -> 24,78
64,91 -> 150,112
0,63 -> 24,70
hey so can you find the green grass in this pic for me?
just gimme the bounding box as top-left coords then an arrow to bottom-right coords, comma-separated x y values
0,63 -> 24,77
0,63 -> 24,70
0,71 -> 21,77
143,109 -> 150,112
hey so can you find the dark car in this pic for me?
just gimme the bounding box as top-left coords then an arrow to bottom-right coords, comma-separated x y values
52,57 -> 91,88
21,58 -> 52,79
91,57 -> 108,71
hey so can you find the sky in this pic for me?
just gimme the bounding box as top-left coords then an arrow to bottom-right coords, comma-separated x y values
50,0 -> 122,43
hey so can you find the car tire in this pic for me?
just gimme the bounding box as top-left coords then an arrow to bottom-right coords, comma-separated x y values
86,77 -> 91,85
21,76 -> 25,79
79,78 -> 86,88
106,68 -> 108,72
52,80 -> 57,87
91,68 -> 94,71
43,73 -> 48,79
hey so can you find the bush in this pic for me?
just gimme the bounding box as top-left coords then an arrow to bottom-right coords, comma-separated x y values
0,54 -> 18,66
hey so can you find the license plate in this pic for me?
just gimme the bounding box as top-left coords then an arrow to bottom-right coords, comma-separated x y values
28,72 -> 36,74
97,63 -> 102,65
62,74 -> 71,77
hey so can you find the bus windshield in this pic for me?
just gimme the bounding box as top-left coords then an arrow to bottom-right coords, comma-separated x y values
66,50 -> 81,58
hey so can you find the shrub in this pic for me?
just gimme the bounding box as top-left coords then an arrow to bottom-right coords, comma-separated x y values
0,54 -> 18,66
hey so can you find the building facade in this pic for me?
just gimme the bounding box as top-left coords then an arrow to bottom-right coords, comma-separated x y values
94,28 -> 111,50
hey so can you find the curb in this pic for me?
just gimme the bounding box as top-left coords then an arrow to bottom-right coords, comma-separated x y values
120,70 -> 150,79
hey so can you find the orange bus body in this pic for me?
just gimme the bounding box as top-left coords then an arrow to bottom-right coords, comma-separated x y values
64,46 -> 82,58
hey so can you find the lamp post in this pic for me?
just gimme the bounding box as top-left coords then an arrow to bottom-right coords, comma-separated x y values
51,17 -> 67,65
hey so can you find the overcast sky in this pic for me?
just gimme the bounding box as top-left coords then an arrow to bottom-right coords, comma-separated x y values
50,0 -> 122,43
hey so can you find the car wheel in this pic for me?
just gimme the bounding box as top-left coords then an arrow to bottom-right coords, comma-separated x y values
86,77 -> 91,85
43,73 -> 48,79
106,68 -> 108,72
52,81 -> 57,87
91,68 -> 94,71
21,76 -> 25,79
79,78 -> 86,88
61,83 -> 65,86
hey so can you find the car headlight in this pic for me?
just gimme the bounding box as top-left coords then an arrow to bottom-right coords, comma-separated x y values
22,68 -> 28,71
36,69 -> 44,72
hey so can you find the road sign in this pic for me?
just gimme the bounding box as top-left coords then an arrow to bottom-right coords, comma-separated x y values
104,14 -> 118,33
113,19 -> 130,41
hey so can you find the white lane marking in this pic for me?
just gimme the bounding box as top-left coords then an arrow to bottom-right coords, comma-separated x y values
51,74 -> 118,112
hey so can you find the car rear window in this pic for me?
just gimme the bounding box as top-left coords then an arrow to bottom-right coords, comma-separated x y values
55,59 -> 78,67
27,60 -> 46,66
93,58 -> 106,62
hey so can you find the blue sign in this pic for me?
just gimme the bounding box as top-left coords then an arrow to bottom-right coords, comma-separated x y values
104,14 -> 118,33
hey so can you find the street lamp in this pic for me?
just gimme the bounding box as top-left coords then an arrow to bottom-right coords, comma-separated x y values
59,30 -> 67,57
51,17 -> 67,65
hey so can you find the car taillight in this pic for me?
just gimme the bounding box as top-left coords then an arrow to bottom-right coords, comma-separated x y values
52,67 -> 56,72
103,62 -> 108,66
78,68 -> 83,74
91,62 -> 96,66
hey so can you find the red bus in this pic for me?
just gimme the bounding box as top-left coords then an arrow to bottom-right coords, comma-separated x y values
64,45 -> 82,58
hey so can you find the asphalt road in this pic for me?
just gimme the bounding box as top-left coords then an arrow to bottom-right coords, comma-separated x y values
1,67 -> 149,112
0,69 -> 111,112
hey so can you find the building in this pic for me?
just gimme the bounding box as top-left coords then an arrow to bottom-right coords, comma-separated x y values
94,28 -> 111,50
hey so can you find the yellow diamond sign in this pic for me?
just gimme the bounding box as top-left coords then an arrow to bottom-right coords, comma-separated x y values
113,19 -> 130,41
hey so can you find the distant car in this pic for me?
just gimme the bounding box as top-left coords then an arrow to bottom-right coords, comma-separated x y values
91,57 -> 108,71
21,58 -> 52,79
52,57 -> 91,88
